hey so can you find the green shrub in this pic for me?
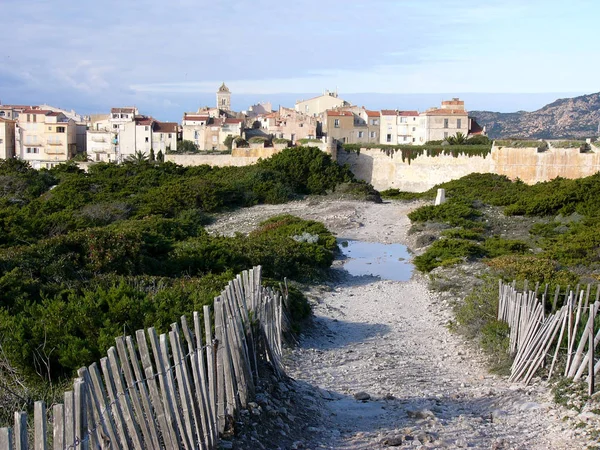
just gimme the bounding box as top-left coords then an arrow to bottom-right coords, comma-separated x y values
380,189 -> 427,201
408,199 -> 482,228
413,238 -> 486,272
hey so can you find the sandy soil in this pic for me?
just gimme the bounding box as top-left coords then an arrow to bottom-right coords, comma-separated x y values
207,199 -> 596,449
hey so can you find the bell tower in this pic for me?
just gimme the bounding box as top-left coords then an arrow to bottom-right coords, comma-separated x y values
216,82 -> 231,111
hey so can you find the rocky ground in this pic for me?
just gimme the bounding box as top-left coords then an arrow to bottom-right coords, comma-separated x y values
208,198 -> 600,449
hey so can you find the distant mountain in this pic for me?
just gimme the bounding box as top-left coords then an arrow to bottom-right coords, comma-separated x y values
470,92 -> 600,139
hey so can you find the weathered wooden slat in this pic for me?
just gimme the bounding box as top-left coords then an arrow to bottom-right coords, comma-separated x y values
222,289 -> 250,406
0,428 -> 13,450
52,404 -> 64,450
574,326 -> 600,381
34,401 -> 47,450
77,367 -> 106,449
158,333 -> 192,450
183,314 -> 213,449
87,363 -> 120,450
74,378 -> 88,450
100,357 -> 132,449
203,305 -> 217,432
115,337 -> 157,450
137,329 -> 178,450
552,285 -> 560,313
106,348 -> 143,449
568,302 -> 599,378
549,305 -> 569,379
589,304 -> 595,396
124,336 -> 162,450
64,391 -> 75,450
169,325 -> 201,449
14,411 -> 27,450
566,291 -> 584,375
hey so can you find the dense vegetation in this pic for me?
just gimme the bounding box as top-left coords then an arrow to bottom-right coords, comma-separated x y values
399,172 -> 600,372
342,143 -> 493,163
0,147 -> 366,421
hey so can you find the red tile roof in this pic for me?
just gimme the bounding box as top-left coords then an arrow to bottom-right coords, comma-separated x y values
326,110 -> 353,117
224,118 -> 242,124
365,110 -> 380,117
153,122 -> 178,133
424,109 -> 468,116
0,117 -> 16,123
0,105 -> 32,110
23,109 -> 52,115
442,99 -> 464,106
381,110 -> 419,116
135,116 -> 154,126
183,114 -> 209,121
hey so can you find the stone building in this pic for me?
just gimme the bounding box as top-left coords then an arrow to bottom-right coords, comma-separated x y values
17,109 -> 77,168
417,98 -> 469,143
0,117 -> 16,159
380,110 -> 420,144
295,90 -> 350,116
252,107 -> 317,143
217,82 -> 231,111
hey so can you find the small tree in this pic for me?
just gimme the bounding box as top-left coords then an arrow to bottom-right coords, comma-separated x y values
149,148 -> 156,162
157,150 -> 164,163
445,132 -> 467,145
224,134 -> 235,151
125,151 -> 149,164
179,140 -> 199,153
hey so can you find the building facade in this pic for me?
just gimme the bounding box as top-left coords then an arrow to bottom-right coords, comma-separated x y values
418,99 -> 469,143
0,118 -> 16,159
295,90 -> 350,116
17,109 -> 77,168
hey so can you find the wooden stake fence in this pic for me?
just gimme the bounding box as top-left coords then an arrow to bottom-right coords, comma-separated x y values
498,280 -> 599,391
0,266 -> 285,450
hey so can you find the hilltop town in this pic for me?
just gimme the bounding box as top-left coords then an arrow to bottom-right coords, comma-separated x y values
0,83 -> 485,169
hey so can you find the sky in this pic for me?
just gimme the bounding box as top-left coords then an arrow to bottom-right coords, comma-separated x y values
1,0 -> 598,121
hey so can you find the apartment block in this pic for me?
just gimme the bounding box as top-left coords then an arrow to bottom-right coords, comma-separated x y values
17,109 -> 77,168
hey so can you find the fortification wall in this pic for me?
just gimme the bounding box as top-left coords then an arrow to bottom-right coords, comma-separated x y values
165,154 -> 262,167
493,145 -> 600,183
336,148 -> 492,192
336,145 -> 600,192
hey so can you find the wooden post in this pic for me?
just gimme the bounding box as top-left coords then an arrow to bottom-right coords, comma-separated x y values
74,378 -> 88,450
589,304 -> 595,396
100,357 -> 131,449
0,428 -> 13,450
34,401 -> 47,450
86,363 -> 121,450
52,404 -> 64,450
14,412 -> 27,450
64,391 -> 75,450
552,285 -> 561,313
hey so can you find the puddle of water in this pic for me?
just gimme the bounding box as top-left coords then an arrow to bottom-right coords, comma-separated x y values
338,239 -> 414,281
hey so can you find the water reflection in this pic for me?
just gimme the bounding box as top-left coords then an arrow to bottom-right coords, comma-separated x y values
338,239 -> 414,281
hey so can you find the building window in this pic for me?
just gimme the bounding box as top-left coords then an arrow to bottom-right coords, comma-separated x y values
26,147 -> 39,154
443,119 -> 449,128
370,131 -> 376,138
194,131 -> 199,139
412,127 -> 416,132
57,127 -> 65,133
305,105 -> 309,112
33,115 -> 36,123
371,119 -> 379,125
112,114 -> 118,119
358,131 -> 364,138
120,114 -> 124,118
334,119 -> 340,128
113,124 -> 118,129
48,126 -> 52,131
400,117 -> 407,123
0,111 -> 4,117
412,137 -> 416,142
386,134 -> 392,143
145,137 -> 149,143
0,138 -> 3,144
168,133 -> 172,138
212,136 -> 217,143
457,119 -> 462,129
145,126 -> 149,131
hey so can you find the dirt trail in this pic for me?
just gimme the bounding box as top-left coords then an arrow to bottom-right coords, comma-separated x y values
208,199 -> 594,449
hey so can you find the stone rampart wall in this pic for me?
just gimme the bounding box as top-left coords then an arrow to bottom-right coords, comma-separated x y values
336,145 -> 600,192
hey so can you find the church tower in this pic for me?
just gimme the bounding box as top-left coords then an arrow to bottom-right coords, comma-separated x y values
216,82 -> 231,111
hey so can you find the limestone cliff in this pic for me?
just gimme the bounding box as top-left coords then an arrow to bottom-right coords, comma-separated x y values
471,92 -> 600,139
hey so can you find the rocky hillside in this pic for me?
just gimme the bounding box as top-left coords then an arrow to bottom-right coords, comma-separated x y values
470,92 -> 600,139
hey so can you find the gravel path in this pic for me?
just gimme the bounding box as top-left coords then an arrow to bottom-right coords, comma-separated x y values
208,199 -> 595,449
